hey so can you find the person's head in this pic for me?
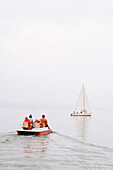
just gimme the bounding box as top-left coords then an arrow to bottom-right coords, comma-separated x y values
29,114 -> 32,118
42,115 -> 45,118
25,117 -> 28,119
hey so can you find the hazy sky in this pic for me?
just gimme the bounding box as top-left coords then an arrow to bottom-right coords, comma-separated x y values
0,0 -> 113,110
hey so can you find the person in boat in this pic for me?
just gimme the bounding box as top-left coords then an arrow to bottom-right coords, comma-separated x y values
29,114 -> 33,127
24,117 -> 31,129
24,117 -> 30,122
35,119 -> 40,123
40,115 -> 48,127
35,119 -> 41,125
34,119 -> 42,128
35,119 -> 43,128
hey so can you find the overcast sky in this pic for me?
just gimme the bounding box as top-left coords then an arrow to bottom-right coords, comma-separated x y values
0,0 -> 113,110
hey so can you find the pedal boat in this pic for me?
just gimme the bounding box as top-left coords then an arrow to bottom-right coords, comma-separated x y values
16,122 -> 52,135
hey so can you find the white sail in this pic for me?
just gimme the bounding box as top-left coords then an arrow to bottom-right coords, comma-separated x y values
75,85 -> 91,114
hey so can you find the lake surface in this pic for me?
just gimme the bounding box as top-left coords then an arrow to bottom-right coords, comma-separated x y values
0,108 -> 113,169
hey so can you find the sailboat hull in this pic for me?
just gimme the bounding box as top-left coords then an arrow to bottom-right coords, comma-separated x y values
71,113 -> 91,116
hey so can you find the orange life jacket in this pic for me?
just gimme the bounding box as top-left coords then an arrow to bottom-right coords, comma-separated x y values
24,119 -> 31,129
24,118 -> 30,122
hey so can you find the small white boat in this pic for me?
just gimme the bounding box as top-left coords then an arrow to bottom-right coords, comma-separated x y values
71,85 -> 92,116
16,122 -> 52,135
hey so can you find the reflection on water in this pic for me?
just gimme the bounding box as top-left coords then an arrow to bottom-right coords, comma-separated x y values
0,130 -> 113,169
23,136 -> 48,158
74,116 -> 91,141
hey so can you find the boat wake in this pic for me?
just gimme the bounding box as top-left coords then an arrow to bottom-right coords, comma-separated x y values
54,131 -> 113,153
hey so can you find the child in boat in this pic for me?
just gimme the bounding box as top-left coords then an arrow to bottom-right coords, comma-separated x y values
29,114 -> 33,127
35,119 -> 43,128
35,119 -> 40,123
24,117 -> 31,129
24,117 -> 30,122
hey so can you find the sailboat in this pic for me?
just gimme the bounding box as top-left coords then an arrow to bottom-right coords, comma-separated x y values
71,85 -> 91,116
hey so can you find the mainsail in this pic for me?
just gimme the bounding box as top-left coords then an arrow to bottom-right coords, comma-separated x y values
75,85 -> 91,114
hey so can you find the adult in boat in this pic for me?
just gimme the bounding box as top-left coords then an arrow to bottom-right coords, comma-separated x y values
40,115 -> 48,127
29,114 -> 33,127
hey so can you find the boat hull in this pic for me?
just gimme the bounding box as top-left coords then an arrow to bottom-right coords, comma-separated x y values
71,113 -> 91,116
16,127 -> 52,135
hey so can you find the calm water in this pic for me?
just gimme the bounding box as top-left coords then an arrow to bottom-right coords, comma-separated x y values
0,109 -> 113,170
